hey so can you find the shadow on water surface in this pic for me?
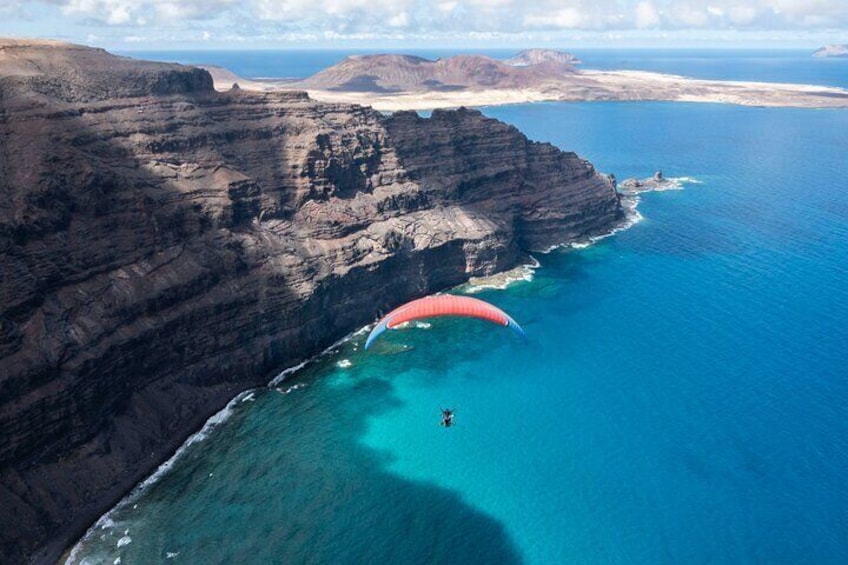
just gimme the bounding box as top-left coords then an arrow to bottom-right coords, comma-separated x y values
72,344 -> 523,564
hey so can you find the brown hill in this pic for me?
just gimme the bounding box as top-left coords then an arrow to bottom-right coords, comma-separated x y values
291,52 -> 578,93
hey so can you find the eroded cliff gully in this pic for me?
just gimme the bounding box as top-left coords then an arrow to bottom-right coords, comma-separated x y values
0,42 -> 622,563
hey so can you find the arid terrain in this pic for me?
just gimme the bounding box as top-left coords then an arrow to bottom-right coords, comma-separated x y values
204,49 -> 848,110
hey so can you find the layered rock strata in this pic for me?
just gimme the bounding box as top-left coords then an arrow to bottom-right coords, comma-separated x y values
0,40 -> 622,563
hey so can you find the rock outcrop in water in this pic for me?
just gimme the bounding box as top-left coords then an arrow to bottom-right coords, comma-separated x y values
0,39 -> 622,563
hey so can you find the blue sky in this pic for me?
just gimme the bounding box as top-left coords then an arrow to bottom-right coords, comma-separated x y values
1,0 -> 846,50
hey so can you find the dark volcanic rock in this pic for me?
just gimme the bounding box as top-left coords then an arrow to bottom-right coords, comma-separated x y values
383,108 -> 621,249
618,171 -> 680,194
0,40 -> 622,563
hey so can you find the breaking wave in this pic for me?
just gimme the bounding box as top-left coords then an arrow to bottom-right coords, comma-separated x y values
544,175 -> 699,252
461,256 -> 540,293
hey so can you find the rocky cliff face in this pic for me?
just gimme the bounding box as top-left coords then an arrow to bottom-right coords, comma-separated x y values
0,41 -> 621,563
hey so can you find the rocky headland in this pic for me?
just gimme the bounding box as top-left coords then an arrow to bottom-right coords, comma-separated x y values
207,48 -> 848,110
0,40 -> 622,562
615,170 -> 683,194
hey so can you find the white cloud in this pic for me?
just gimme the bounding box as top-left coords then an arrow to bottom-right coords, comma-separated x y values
0,2 -> 25,17
525,7 -> 584,29
56,0 -> 237,26
387,12 -> 410,28
5,0 -> 848,46
669,5 -> 711,28
26,0 -> 848,31
634,2 -> 661,28
728,5 -> 759,26
62,0 -> 134,24
436,1 -> 458,14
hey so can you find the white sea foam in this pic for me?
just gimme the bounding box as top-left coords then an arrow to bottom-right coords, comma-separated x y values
541,174 -> 699,253
122,389 -> 251,493
539,195 -> 643,254
268,359 -> 310,387
414,321 -> 432,329
673,176 -> 703,184
99,517 -> 116,530
617,175 -> 699,195
336,359 -> 353,368
68,513 -> 121,563
66,387 -> 259,562
241,392 -> 255,402
69,321 -> 382,562
279,383 -> 307,395
268,324 -> 373,387
166,552 -> 180,559
462,256 -> 540,293
64,542 -> 85,564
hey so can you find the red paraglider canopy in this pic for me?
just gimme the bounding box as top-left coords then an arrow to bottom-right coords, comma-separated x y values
364,295 -> 525,349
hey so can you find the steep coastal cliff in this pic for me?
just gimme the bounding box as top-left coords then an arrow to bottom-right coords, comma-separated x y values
0,40 -> 622,563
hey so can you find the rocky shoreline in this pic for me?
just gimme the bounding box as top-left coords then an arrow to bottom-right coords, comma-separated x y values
0,40 -> 623,563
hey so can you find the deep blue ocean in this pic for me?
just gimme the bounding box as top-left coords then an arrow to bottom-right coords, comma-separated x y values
70,50 -> 848,564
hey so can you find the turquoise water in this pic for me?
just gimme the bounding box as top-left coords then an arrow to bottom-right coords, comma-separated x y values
70,54 -> 848,564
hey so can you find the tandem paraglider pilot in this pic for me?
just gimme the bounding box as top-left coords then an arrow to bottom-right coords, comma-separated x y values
441,408 -> 455,428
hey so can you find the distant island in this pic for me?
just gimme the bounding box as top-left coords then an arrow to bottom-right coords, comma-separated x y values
203,48 -> 848,111
813,44 -> 848,57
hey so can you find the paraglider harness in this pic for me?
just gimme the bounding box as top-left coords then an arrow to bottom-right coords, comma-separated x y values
441,408 -> 454,427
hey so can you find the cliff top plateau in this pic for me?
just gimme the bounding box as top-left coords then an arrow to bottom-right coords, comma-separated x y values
0,38 -> 212,103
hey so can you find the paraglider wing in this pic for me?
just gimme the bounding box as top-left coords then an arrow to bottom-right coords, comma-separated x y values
364,295 -> 526,350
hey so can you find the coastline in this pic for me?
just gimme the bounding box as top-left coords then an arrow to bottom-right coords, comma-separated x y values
62,172 -> 681,562
204,66 -> 848,111
63,324 -> 367,563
